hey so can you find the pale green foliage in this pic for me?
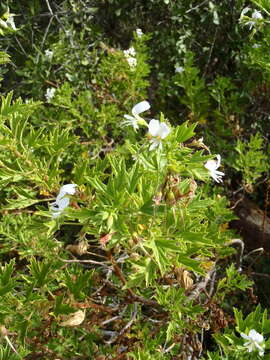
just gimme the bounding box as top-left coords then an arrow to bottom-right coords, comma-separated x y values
0,51 -> 10,65
0,85 -> 246,357
233,133 -> 268,188
174,52 -> 210,122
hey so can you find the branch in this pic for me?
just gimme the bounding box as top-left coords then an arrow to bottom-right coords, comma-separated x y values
107,250 -> 160,307
105,303 -> 138,344
61,258 -> 111,270
187,268 -> 216,301
227,238 -> 244,270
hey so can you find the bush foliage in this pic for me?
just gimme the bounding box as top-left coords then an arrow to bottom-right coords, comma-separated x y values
0,0 -> 269,359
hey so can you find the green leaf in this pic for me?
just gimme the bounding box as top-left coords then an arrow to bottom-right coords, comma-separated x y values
54,294 -> 76,316
175,121 -> 197,143
177,256 -> 205,275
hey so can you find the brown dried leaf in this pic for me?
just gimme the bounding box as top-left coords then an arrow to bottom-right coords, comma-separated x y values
66,240 -> 88,256
175,267 -> 193,290
99,232 -> 115,247
60,310 -> 85,327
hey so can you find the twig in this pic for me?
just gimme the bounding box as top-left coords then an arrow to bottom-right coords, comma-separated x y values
105,303 -> 138,344
186,0 -> 208,13
31,11 -> 70,18
44,0 -> 68,34
203,28 -> 218,77
199,329 -> 204,358
227,239 -> 244,270
208,269 -> 216,298
61,258 -> 111,269
88,301 -> 119,314
250,272 -> 270,279
40,15 -> 54,50
107,250 -> 160,307
248,248 -> 264,269
0,326 -> 22,359
243,247 -> 264,260
163,342 -> 176,354
45,0 -> 53,15
230,195 -> 244,210
4,335 -> 21,358
187,268 -> 215,301
101,315 -> 121,326
232,176 -> 269,196
14,36 -> 27,56
101,306 -> 127,326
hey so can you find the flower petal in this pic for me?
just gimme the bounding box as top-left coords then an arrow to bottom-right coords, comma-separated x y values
159,123 -> 170,139
132,101 -> 150,116
252,10 -> 263,20
204,159 -> 217,171
254,342 -> 264,352
249,329 -> 264,343
149,139 -> 160,151
56,197 -> 70,210
175,66 -> 184,73
216,154 -> 221,169
148,119 -> 161,137
50,197 -> 70,218
136,28 -> 143,37
124,114 -> 135,121
213,171 -> 225,179
59,184 -> 77,196
241,7 -> 250,17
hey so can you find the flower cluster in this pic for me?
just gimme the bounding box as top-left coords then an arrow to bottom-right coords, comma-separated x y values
240,7 -> 263,29
50,184 -> 77,218
241,329 -> 265,356
124,102 -> 225,181
123,101 -> 170,150
123,47 -> 137,69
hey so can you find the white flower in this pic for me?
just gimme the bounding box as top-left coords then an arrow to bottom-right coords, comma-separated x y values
252,10 -> 263,20
204,154 -> 225,183
241,329 -> 264,356
45,88 -> 56,102
136,28 -> 143,37
6,15 -> 16,30
57,184 -> 77,197
0,19 -> 8,29
45,49 -> 53,61
148,119 -> 171,151
0,9 -> 17,31
123,46 -> 137,69
50,184 -> 77,218
240,7 -> 263,29
175,66 -> 184,73
126,56 -> 137,68
123,101 -> 150,130
240,7 -> 250,18
124,46 -> 136,57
